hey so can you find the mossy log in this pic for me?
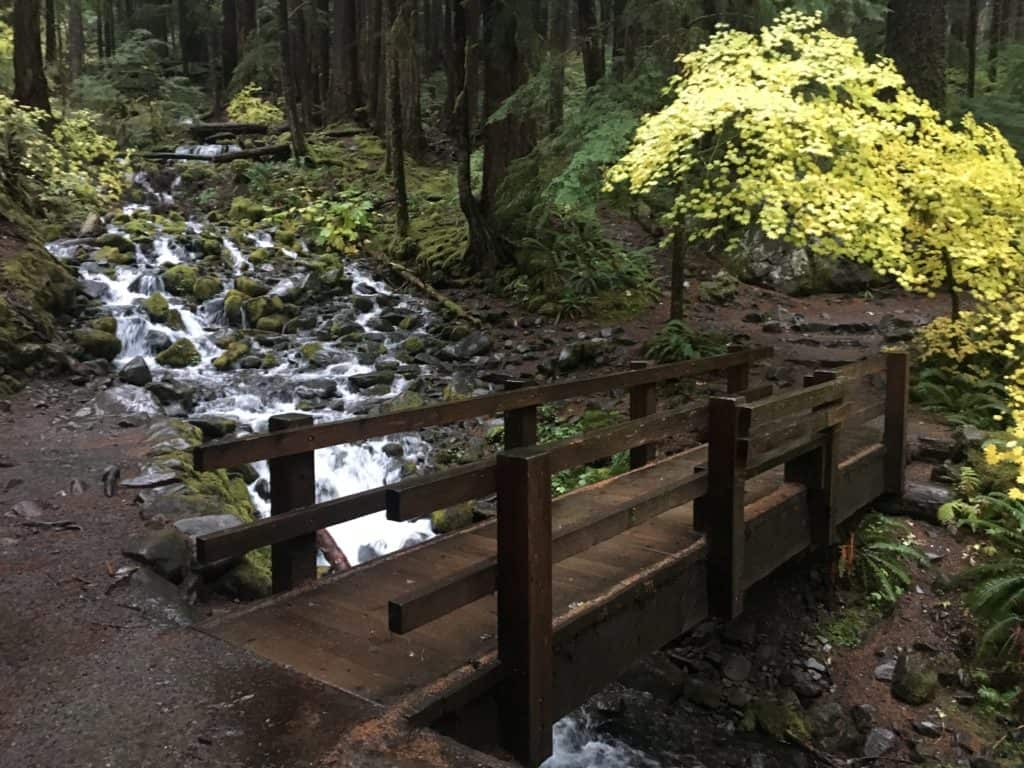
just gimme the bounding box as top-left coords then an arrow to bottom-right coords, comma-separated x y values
142,144 -> 293,164
187,122 -> 284,138
387,261 -> 482,327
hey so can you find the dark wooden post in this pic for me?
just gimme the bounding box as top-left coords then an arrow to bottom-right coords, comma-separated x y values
628,360 -> 657,469
504,380 -> 538,450
496,447 -> 553,768
883,351 -> 910,495
725,344 -> 751,393
703,396 -> 745,619
268,413 -> 318,593
785,372 -> 839,548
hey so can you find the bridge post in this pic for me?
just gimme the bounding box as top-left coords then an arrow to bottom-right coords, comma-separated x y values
628,361 -> 657,469
496,447 -> 553,768
883,351 -> 909,495
704,396 -> 745,620
504,380 -> 538,450
786,371 -> 840,548
268,413 -> 318,593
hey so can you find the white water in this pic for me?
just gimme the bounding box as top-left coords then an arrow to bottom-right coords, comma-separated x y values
542,717 -> 661,768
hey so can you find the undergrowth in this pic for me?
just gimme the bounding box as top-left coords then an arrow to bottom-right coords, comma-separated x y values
838,512 -> 929,609
645,320 -> 728,364
911,364 -> 1011,430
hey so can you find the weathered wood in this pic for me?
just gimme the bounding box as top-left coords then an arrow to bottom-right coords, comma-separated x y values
726,361 -> 751,393
385,459 -> 496,522
846,399 -> 886,426
741,402 -> 850,461
195,348 -> 773,470
704,397 -> 745,619
496,448 -> 553,767
629,361 -> 657,469
268,413 -> 317,593
388,260 -> 483,327
197,487 -> 385,563
388,464 -> 708,634
835,443 -> 885,523
738,379 -> 844,433
832,354 -> 887,381
504,380 -> 538,450
883,351 -> 909,495
745,434 -> 828,478
742,483 -> 809,588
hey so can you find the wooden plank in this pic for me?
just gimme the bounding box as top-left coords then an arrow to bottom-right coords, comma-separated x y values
628,361 -> 657,469
504,380 -> 538,450
496,448 -> 553,768
833,354 -> 887,381
195,348 -> 772,469
385,459 -> 496,522
406,660 -> 506,728
704,397 -> 745,619
835,443 -> 886,523
741,402 -> 850,459
742,483 -> 809,588
268,413 -> 317,593
745,434 -> 827,478
197,487 -> 385,563
737,379 -> 844,433
388,468 -> 709,634
846,399 -> 885,426
883,351 -> 909,495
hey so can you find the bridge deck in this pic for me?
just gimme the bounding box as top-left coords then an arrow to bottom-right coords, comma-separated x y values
198,418 -> 883,709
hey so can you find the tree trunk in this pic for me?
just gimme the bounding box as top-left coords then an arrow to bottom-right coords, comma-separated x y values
222,0 -> 239,86
481,0 -> 524,217
967,0 -> 978,97
207,0 -> 224,114
317,0 -> 330,109
547,0 -> 568,131
44,0 -> 56,64
103,0 -> 116,57
13,0 -> 51,112
578,0 -> 604,87
885,0 -> 947,110
670,234 -> 685,322
387,0 -> 410,238
395,0 -> 424,157
277,0 -> 308,157
330,0 -> 362,118
611,0 -> 627,78
68,0 -> 83,81
238,0 -> 257,47
989,0 -> 1004,82
291,0 -> 315,127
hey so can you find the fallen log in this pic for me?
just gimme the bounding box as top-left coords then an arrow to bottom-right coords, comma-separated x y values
188,121 -> 282,138
316,529 -> 352,573
387,260 -> 482,327
141,143 -> 293,164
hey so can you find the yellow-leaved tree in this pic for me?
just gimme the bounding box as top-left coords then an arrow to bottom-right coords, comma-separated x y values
606,10 -> 1024,497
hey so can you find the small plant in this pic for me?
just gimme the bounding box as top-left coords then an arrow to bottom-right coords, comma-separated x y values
838,513 -> 929,609
272,193 -> 372,253
645,320 -> 727,364
911,365 -> 1011,430
227,83 -> 284,125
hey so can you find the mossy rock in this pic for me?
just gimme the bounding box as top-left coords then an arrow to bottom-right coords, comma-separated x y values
255,314 -> 287,332
121,218 -> 155,238
192,276 -> 222,302
301,342 -> 322,362
248,247 -> 274,266
156,339 -> 201,368
90,316 -> 118,335
213,341 -> 250,371
383,390 -> 426,413
431,502 -> 475,534
142,292 -> 171,323
274,225 -> 298,246
223,289 -> 246,325
235,276 -> 269,297
96,232 -> 134,252
165,309 -> 185,332
402,336 -> 425,355
229,196 -> 269,222
161,264 -> 198,297
73,328 -> 122,361
753,696 -> 811,742
199,236 -> 224,257
891,655 -> 938,705
96,245 -> 135,265
261,353 -> 278,368
214,557 -> 271,600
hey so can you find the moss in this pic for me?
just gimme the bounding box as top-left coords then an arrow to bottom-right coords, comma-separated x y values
431,502 -> 475,534
181,468 -> 255,522
142,292 -> 171,323
255,314 -> 286,332
300,342 -> 322,362
90,316 -> 118,335
402,336 -> 425,355
274,225 -> 298,246
121,217 -> 155,238
156,339 -> 201,368
96,245 -> 135,265
229,196 -> 269,222
73,328 -> 122,360
261,353 -> 278,368
820,605 -> 880,648
165,309 -> 185,331
753,696 -> 811,742
213,341 -> 250,371
192,276 -> 222,302
235,275 -> 269,297
96,232 -> 134,252
383,390 -> 426,413
223,289 -> 246,325
248,247 -> 274,266
161,264 -> 198,296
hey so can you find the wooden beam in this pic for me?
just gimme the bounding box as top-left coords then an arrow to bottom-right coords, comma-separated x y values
195,348 -> 772,469
628,361 -> 657,469
385,459 -> 496,522
883,351 -> 909,495
504,379 -> 538,450
737,379 -> 844,433
704,397 -> 745,619
833,354 -> 887,381
268,414 -> 317,593
496,448 -> 553,768
835,443 -> 885,523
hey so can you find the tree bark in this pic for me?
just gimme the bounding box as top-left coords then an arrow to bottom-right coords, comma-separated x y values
330,0 -> 362,118
547,0 -> 568,131
670,234 -> 685,322
291,0 -> 315,127
44,0 -> 57,64
68,0 -> 84,81
967,0 -> 978,97
989,0 -> 1005,82
885,0 -> 947,111
481,0 -> 525,218
395,0 -> 424,156
386,0 -> 410,238
238,0 -> 257,47
578,0 -> 604,87
222,0 -> 239,86
277,0 -> 308,156
13,0 -> 51,113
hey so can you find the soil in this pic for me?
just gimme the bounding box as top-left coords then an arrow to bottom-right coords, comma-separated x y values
1,219 -> 1006,767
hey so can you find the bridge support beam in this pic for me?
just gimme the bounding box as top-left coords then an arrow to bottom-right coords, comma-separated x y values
268,413 -> 318,593
629,361 -> 657,469
884,351 -> 909,496
703,396 -> 745,620
496,447 -> 553,768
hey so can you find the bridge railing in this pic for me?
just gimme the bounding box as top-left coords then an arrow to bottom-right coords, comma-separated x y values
192,346 -> 772,592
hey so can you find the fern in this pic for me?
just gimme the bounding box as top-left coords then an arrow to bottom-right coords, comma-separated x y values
645,320 -> 727,364
911,364 -> 1010,430
840,513 -> 928,609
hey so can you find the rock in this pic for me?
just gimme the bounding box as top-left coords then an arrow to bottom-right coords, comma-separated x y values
969,758 -> 1000,768
862,728 -> 897,759
352,295 -> 375,313
294,378 -> 338,400
214,560 -> 271,600
9,500 -> 45,518
684,677 -> 724,710
94,384 -> 162,415
620,654 -> 687,702
173,514 -> 243,541
122,568 -> 197,626
912,721 -> 943,738
160,264 -> 198,296
752,696 -> 808,740
189,415 -> 238,439
73,328 -> 122,361
235,275 -> 269,297
431,502 -> 475,534
382,442 -> 404,458
97,232 -> 134,252
850,704 -> 876,733
879,314 -> 916,342
349,371 -> 396,390
156,339 -> 201,368
79,213 -> 101,237
121,470 -> 178,489
402,336 -> 425,355
439,330 -> 492,362
212,341 -> 250,371
147,379 -> 196,410
228,196 -> 268,222
90,315 -> 118,335
805,657 -> 828,675
79,279 -> 109,300
874,660 -> 896,682
123,527 -> 191,583
119,356 -> 152,386
142,292 -> 171,323
223,289 -> 246,325
891,654 -> 938,705
192,276 -> 221,302
255,314 -> 287,332
807,701 -> 846,738
145,329 -> 173,353
723,654 -> 752,683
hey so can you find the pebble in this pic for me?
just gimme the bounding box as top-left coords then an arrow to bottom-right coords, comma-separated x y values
873,660 -> 896,682
912,720 -> 943,738
863,728 -> 897,758
9,500 -> 45,519
805,657 -> 827,675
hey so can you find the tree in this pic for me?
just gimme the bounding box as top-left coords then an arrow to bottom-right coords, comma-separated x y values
13,0 -> 51,113
967,0 -> 979,97
885,0 -> 947,110
547,0 -> 568,130
330,0 -> 362,118
44,0 -> 56,64
68,0 -> 84,82
222,0 -> 239,86
578,0 -> 605,87
989,0 -> 1005,82
386,0 -> 410,237
277,0 -> 307,156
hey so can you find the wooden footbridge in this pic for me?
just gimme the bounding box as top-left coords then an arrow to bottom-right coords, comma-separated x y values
192,347 -> 908,767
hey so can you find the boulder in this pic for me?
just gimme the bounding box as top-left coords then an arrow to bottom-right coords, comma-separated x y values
73,328 -> 122,361
349,370 -> 396,390
620,654 -> 687,702
147,379 -> 197,410
155,339 -> 201,368
891,654 -> 938,705
142,292 -> 171,323
223,289 -> 246,326
863,728 -> 897,759
90,316 -> 118,335
439,330 -> 492,362
161,264 -> 198,296
431,502 -> 474,534
192,276 -> 222,302
188,415 -> 238,439
119,356 -> 152,386
96,232 -> 134,252
212,341 -> 249,371
228,196 -> 269,222
79,279 -> 109,300
145,329 -> 173,353
255,314 -> 286,332
94,384 -> 162,415
235,275 -> 269,297
123,527 -> 191,583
